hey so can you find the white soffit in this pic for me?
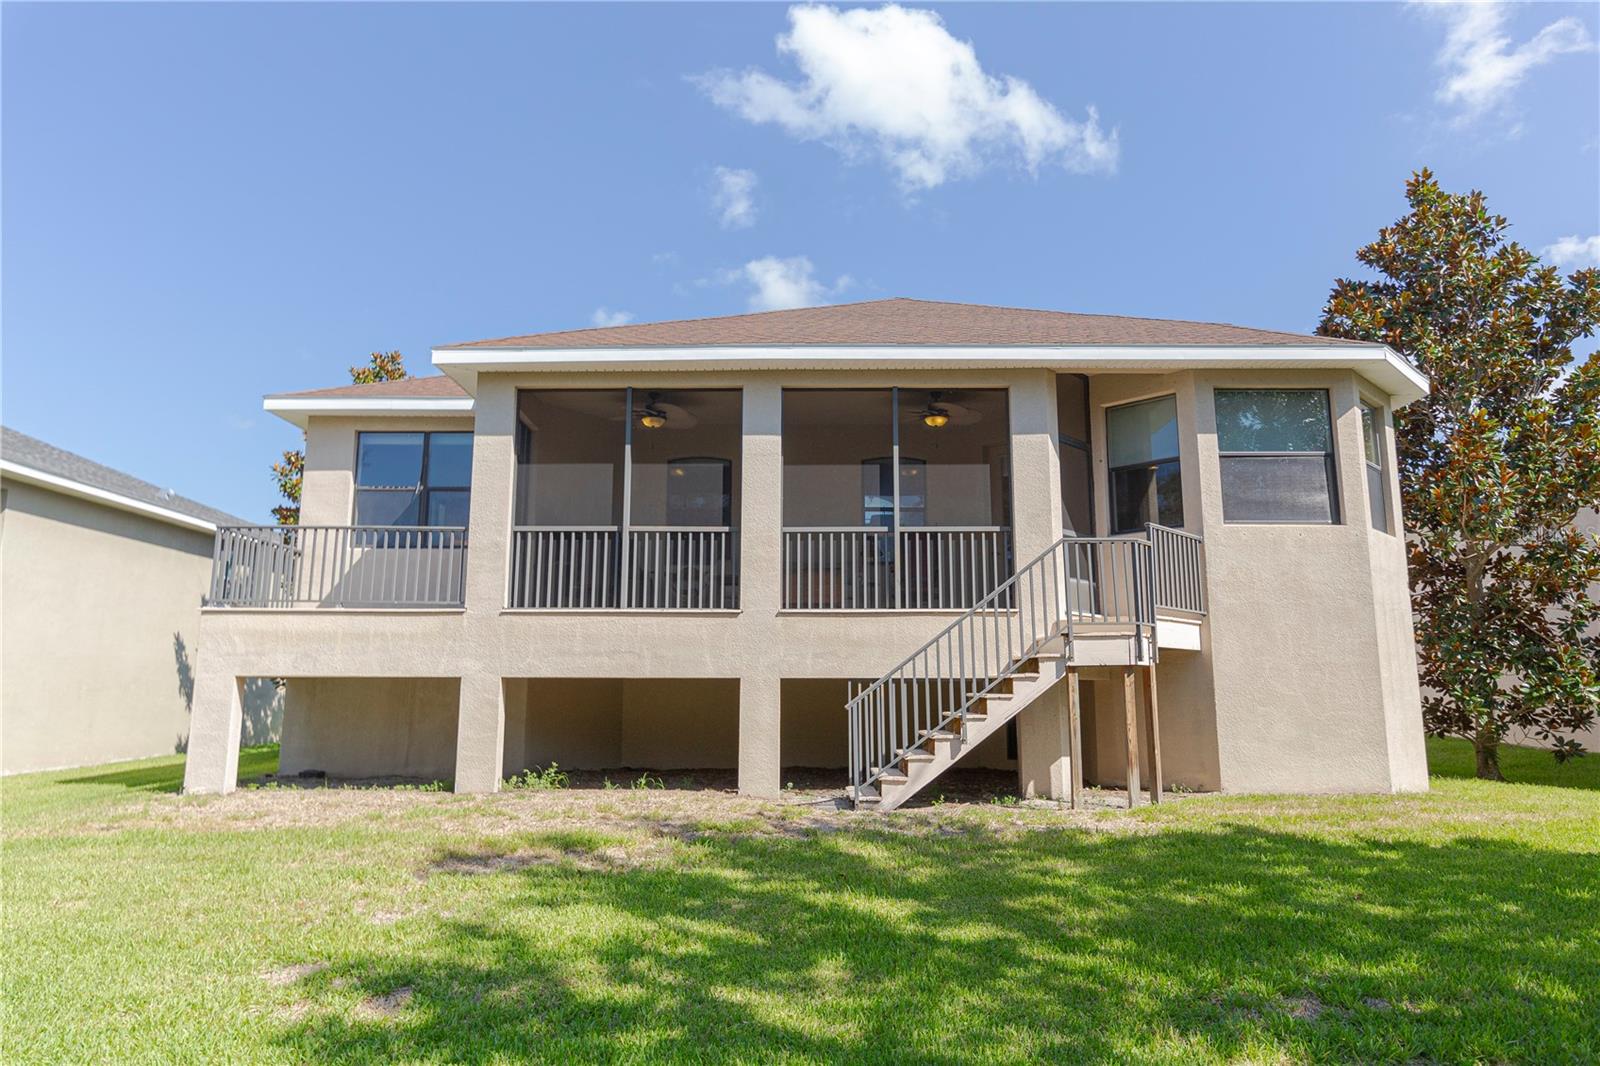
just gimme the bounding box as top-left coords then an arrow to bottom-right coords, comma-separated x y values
431,344 -> 1429,406
262,396 -> 476,429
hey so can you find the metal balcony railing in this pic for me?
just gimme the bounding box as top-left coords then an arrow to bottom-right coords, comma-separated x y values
507,526 -> 738,610
208,525 -> 467,608
782,526 -> 1014,610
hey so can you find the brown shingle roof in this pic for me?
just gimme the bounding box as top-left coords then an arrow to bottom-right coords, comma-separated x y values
440,298 -> 1364,351
269,375 -> 469,401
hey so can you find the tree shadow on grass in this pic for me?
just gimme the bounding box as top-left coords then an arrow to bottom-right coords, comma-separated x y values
274,824 -> 1600,1064
58,745 -> 279,794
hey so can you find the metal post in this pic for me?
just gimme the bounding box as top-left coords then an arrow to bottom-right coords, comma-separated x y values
619,387 -> 633,609
890,386 -> 902,609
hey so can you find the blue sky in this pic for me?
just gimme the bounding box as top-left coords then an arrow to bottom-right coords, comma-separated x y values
4,1 -> 1597,521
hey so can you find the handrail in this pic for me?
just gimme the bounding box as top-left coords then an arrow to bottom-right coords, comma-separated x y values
846,524 -> 1197,801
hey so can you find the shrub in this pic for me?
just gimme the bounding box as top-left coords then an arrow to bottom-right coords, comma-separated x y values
505,764 -> 570,791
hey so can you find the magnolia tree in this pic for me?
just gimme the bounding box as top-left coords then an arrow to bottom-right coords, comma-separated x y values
1319,170 -> 1600,779
271,351 -> 408,525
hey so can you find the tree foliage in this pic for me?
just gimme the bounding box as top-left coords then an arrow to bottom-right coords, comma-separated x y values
271,351 -> 408,524
1318,169 -> 1600,778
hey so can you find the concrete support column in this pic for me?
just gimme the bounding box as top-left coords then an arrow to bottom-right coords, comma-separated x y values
464,377 -> 518,616
1017,679 -> 1072,800
182,671 -> 243,795
453,674 -> 505,793
739,672 -> 782,797
1007,370 -> 1065,564
739,380 -> 784,618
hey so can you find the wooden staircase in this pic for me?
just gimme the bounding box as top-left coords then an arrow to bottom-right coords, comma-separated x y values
853,649 -> 1070,810
847,527 -> 1201,811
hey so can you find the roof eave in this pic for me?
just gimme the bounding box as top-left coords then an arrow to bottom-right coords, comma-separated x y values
431,343 -> 1428,406
261,395 -> 477,430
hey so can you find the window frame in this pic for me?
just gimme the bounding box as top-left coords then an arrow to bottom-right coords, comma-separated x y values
1359,397 -> 1391,535
353,430 -> 474,530
1058,373 -> 1095,537
1213,387 -> 1341,526
1104,393 -> 1185,535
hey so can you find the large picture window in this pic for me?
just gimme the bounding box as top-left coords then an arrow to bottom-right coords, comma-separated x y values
1106,395 -> 1183,534
1361,401 -> 1389,533
354,431 -> 473,528
1215,389 -> 1339,524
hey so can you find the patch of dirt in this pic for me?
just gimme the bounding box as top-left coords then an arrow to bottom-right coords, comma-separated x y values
423,839 -> 671,879
273,1001 -> 313,1022
262,962 -> 327,986
357,986 -> 413,1018
1280,994 -> 1354,1022
92,767 -> 1200,841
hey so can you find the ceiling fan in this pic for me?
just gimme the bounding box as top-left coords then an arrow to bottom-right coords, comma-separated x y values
906,391 -> 982,428
630,392 -> 698,429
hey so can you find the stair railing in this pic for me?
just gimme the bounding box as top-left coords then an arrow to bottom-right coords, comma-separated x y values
847,528 -> 1186,802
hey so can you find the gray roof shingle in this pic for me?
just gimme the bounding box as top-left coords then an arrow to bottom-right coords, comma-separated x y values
439,297 -> 1369,351
1,426 -> 250,528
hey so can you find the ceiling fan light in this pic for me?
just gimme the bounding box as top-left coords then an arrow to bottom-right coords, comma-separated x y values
923,410 -> 950,429
640,412 -> 667,429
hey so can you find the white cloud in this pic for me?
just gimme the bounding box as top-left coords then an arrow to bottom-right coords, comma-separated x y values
1421,1 -> 1593,123
696,4 -> 1117,190
712,166 -> 759,228
590,307 -> 635,327
1542,234 -> 1600,271
719,255 -> 852,311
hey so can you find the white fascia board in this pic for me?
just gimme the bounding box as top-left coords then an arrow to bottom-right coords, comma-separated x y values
0,460 -> 219,533
262,396 -> 476,429
432,343 -> 1429,406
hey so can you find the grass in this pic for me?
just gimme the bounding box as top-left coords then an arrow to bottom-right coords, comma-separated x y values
2,739 -> 1597,1064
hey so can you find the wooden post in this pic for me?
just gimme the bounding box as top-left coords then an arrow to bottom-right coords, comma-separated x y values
1121,666 -> 1140,808
1143,665 -> 1163,804
1066,667 -> 1083,810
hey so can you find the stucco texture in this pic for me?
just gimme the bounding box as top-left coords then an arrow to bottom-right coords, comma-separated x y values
0,480 -> 280,774
185,366 -> 1428,800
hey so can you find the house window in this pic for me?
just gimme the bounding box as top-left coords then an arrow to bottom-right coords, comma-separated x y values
1106,395 -> 1183,534
354,431 -> 473,528
1361,401 -> 1389,533
1214,389 -> 1339,524
1057,374 -> 1093,536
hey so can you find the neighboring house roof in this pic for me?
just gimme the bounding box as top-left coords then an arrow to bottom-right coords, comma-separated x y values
438,297 -> 1370,351
0,426 -> 248,532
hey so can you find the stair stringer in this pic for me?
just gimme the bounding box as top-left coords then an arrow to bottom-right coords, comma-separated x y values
873,653 -> 1068,811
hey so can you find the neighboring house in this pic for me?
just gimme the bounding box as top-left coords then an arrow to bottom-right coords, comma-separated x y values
0,428 -> 281,775
183,298 -> 1430,808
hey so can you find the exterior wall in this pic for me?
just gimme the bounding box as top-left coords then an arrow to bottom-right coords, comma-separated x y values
301,415 -> 477,526
1087,373 -> 1223,791
187,363 -> 1427,798
1191,369 -> 1426,792
0,480 -> 280,775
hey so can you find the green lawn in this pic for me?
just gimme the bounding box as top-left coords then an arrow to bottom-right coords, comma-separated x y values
3,739 -> 1597,1064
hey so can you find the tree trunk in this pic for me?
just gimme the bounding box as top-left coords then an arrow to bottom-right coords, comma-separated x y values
1473,734 -> 1504,781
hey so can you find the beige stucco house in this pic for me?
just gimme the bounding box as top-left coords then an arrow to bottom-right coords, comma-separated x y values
1,427 -> 279,775
183,299 -> 1431,808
